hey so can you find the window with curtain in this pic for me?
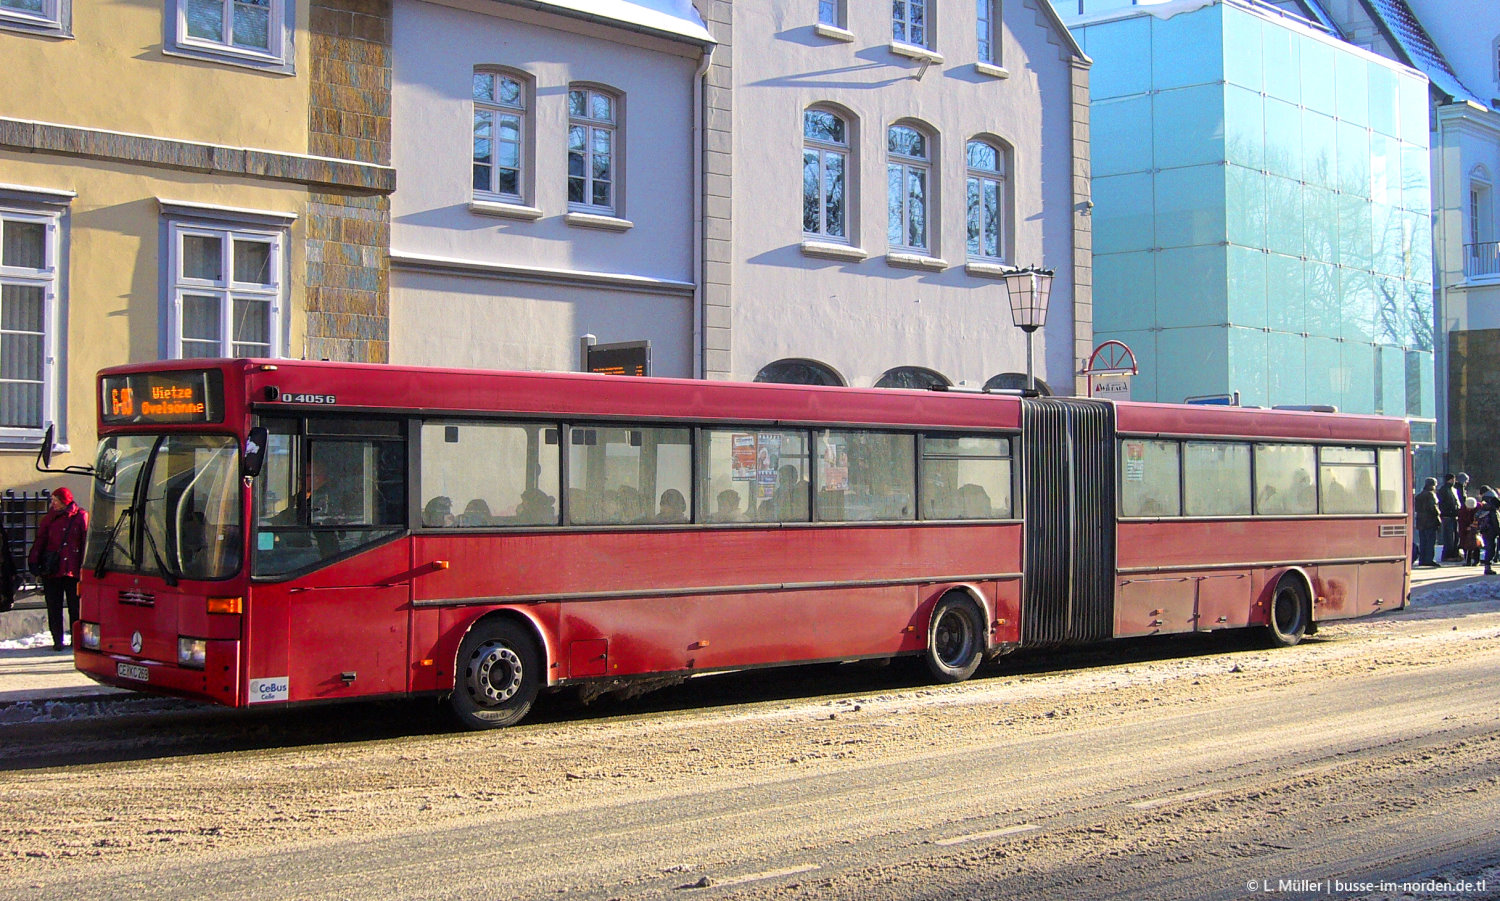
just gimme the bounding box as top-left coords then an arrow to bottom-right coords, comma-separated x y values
168,221 -> 283,359
473,71 -> 527,203
0,207 -> 58,435
568,86 -> 619,213
804,108 -> 851,241
888,124 -> 932,252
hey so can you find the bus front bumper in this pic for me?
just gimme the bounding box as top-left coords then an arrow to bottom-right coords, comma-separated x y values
75,640 -> 242,707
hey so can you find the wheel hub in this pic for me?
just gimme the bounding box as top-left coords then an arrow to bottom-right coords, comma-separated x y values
468,641 -> 524,706
935,611 -> 974,667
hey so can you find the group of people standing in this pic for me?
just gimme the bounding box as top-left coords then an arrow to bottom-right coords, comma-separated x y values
0,487 -> 89,651
1413,472 -> 1500,574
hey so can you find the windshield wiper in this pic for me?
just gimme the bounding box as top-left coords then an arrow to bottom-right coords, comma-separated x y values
140,515 -> 180,588
92,508 -> 138,579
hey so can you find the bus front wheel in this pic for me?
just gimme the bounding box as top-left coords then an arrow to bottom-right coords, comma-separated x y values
1265,578 -> 1310,648
925,595 -> 985,683
450,619 -> 542,729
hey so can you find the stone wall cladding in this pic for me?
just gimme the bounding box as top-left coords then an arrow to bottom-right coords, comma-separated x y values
306,0 -> 393,364
699,0 -> 732,380
1448,329 -> 1500,483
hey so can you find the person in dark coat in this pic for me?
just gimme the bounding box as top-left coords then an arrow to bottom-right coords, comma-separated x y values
1479,490 -> 1500,577
1438,473 -> 1461,562
28,487 -> 88,651
0,521 -> 16,613
1413,477 -> 1441,568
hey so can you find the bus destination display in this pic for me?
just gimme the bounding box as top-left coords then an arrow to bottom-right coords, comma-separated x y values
102,370 -> 225,424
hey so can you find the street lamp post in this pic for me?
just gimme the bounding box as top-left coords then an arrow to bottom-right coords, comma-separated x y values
1000,266 -> 1054,394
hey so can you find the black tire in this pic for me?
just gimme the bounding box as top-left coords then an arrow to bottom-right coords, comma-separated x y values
1265,577 -> 1310,648
449,619 -> 543,729
924,595 -> 985,683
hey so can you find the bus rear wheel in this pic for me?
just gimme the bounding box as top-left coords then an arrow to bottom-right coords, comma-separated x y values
1265,578 -> 1310,648
450,620 -> 542,729
925,595 -> 985,683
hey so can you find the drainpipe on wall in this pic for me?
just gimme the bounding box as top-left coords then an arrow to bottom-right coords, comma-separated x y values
1434,105 -> 1450,470
692,43 -> 715,380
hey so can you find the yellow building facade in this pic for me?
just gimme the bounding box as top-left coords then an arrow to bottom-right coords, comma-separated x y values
0,0 -> 394,499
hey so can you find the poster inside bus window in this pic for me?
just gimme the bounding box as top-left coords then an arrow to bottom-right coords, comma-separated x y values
101,370 -> 225,424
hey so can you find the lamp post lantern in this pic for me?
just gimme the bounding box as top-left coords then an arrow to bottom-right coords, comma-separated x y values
1001,266 -> 1054,394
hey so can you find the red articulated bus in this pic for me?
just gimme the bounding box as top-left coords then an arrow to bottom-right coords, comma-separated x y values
70,359 -> 1410,728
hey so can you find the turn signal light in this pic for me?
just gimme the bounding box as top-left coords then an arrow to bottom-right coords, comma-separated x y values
207,596 -> 244,615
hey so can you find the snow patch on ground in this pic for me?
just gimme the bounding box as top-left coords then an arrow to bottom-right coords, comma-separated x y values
0,630 -> 61,651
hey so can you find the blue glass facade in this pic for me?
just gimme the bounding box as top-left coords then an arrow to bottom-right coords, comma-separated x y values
1074,2 -> 1434,416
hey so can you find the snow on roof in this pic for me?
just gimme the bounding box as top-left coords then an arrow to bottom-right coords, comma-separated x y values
1360,0 -> 1485,107
520,0 -> 714,46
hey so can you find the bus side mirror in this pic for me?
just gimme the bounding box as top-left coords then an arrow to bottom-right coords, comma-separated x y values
97,447 -> 119,484
38,424 -> 54,469
243,427 -> 269,478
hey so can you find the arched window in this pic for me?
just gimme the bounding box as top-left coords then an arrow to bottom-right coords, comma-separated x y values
804,107 -> 851,241
473,69 -> 528,203
874,366 -> 950,389
755,359 -> 845,386
1471,166 -> 1495,277
966,138 -> 1009,262
888,123 -> 933,252
568,85 -> 619,213
984,372 -> 1052,396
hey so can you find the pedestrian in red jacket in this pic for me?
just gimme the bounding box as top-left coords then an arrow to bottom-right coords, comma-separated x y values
29,487 -> 88,651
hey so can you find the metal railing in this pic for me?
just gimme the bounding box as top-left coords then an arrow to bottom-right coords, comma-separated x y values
2,490 -> 54,595
1465,241 -> 1500,279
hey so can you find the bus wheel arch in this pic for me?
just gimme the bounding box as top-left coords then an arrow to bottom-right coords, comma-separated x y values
923,590 -> 987,683
448,611 -> 548,729
1264,570 -> 1312,648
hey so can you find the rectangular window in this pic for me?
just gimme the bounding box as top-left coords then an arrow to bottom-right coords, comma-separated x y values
1119,439 -> 1180,517
976,0 -> 997,63
1377,446 -> 1404,513
167,220 -> 283,359
893,0 -> 929,48
815,431 -> 915,522
568,87 -> 618,214
0,0 -> 69,35
1318,446 -> 1378,514
699,428 -> 810,523
473,72 -> 526,202
253,417 -> 407,576
421,421 -> 560,528
170,0 -> 291,68
818,0 -> 843,27
566,425 -> 691,525
1182,442 -> 1252,516
921,434 -> 1011,519
1253,443 -> 1317,515
0,205 -> 60,441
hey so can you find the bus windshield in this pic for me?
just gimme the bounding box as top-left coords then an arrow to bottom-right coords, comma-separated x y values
89,434 -> 243,581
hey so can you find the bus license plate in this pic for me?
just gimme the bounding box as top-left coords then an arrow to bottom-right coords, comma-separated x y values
117,663 -> 149,683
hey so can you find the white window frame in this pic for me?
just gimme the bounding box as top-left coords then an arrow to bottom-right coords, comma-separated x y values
166,0 -> 293,71
976,0 -> 998,64
567,85 -> 620,216
0,0 -> 70,36
893,0 -> 931,49
473,69 -> 529,205
166,219 -> 285,360
818,0 -> 844,28
804,108 -> 852,243
966,139 -> 1008,263
888,124 -> 933,254
1471,175 -> 1492,245
0,202 -> 64,446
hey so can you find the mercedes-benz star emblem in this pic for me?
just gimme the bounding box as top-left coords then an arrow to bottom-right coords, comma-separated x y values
131,631 -> 143,654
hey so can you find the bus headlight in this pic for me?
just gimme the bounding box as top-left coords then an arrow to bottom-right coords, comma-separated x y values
81,622 -> 101,651
178,637 -> 207,670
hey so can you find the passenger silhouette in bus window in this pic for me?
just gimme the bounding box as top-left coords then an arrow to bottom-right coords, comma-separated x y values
460,499 -> 493,527
515,489 -> 556,525
708,489 -> 746,523
423,496 -> 455,528
656,489 -> 689,523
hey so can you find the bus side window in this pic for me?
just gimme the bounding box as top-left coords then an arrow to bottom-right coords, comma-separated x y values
1119,439 -> 1181,517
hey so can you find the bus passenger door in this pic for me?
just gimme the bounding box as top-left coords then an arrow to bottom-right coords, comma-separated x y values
252,417 -> 411,703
